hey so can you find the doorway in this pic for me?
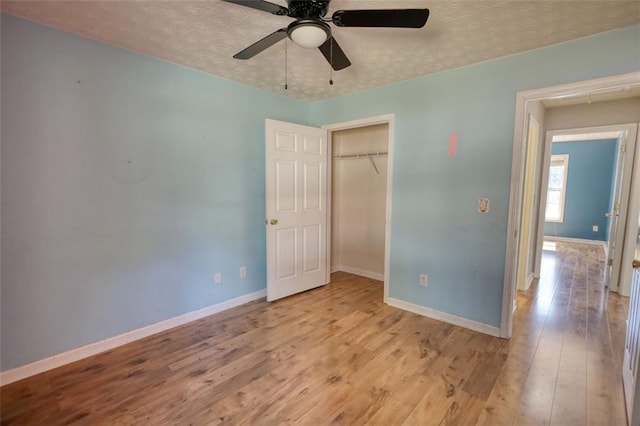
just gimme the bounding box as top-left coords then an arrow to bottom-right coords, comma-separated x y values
502,71 -> 640,338
539,126 -> 637,292
324,114 -> 395,302
330,124 -> 389,282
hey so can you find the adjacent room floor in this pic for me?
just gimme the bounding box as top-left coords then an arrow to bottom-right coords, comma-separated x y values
0,241 -> 628,425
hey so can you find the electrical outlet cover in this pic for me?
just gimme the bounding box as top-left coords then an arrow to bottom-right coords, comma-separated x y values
420,274 -> 428,287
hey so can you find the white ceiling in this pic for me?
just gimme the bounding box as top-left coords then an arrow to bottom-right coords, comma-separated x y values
2,0 -> 639,101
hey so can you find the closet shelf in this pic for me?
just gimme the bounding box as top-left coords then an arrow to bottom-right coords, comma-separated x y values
333,151 -> 388,175
332,151 -> 388,159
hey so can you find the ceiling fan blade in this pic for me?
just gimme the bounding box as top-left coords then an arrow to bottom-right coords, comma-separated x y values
233,28 -> 288,59
318,36 -> 351,71
332,9 -> 429,28
222,0 -> 289,16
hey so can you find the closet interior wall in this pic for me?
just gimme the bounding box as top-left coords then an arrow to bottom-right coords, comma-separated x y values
331,124 -> 389,281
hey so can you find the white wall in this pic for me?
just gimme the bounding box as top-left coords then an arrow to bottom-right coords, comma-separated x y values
331,124 -> 388,280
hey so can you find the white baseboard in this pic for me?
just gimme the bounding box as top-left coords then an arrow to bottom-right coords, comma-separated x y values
525,273 -> 537,290
0,289 -> 266,386
331,265 -> 384,281
544,235 -> 607,249
386,297 -> 501,337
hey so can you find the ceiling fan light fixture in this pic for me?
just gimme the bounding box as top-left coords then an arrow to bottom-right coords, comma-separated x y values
288,20 -> 330,49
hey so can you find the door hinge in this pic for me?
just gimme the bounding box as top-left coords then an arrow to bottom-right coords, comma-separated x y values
621,144 -> 627,153
608,258 -> 613,266
615,202 -> 620,211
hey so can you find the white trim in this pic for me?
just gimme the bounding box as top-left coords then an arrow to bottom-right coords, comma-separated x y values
526,273 -> 537,289
553,131 -> 623,142
0,289 -> 266,386
387,297 -> 501,337
543,235 -> 608,249
502,71 -> 640,339
323,113 -> 395,303
331,265 -> 384,281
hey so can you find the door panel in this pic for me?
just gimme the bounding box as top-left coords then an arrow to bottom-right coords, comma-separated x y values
303,225 -> 321,273
276,161 -> 296,212
304,135 -> 322,154
304,163 -> 321,211
275,131 -> 297,151
266,119 -> 328,301
606,142 -> 628,288
623,211 -> 640,424
275,228 -> 296,280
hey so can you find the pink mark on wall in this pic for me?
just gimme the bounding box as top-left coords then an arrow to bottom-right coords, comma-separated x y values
448,133 -> 458,157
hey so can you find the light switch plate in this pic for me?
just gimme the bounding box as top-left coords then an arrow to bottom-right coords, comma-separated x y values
478,197 -> 490,213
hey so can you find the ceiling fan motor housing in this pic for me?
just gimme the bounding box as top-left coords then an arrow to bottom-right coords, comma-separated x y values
287,0 -> 329,19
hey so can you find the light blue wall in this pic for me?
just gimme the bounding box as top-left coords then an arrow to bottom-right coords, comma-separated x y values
309,24 -> 640,327
544,139 -> 618,241
1,15 -> 307,371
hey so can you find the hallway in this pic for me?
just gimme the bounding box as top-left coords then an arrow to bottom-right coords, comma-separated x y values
482,241 -> 629,424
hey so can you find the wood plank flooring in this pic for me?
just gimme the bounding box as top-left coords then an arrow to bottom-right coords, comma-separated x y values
0,241 -> 629,425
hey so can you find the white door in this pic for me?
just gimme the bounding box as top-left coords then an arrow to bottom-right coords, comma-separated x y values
516,114 -> 540,293
623,213 -> 640,424
606,141 -> 629,288
265,119 -> 328,301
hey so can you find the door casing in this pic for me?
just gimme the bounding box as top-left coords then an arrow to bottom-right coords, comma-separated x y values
323,114 -> 395,302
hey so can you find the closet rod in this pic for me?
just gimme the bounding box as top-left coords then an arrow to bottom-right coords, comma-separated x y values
332,151 -> 388,159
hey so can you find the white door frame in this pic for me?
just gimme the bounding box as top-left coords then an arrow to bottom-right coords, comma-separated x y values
516,114 -> 541,293
323,113 -> 395,302
537,124 -> 638,293
501,71 -> 640,338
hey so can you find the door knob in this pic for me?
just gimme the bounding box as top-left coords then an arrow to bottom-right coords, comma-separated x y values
633,259 -> 640,269
605,212 -> 613,218
269,218 -> 278,225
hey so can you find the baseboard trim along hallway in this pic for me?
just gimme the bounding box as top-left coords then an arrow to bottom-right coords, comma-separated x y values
386,297 -> 501,337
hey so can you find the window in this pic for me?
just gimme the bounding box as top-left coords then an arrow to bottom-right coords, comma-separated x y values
545,154 -> 569,222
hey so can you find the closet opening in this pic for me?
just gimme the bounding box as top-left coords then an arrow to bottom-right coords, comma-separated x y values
328,122 -> 390,294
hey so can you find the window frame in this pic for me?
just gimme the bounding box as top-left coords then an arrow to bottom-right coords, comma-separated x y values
545,154 -> 569,223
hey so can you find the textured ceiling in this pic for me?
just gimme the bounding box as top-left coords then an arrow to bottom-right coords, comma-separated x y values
2,0 -> 640,101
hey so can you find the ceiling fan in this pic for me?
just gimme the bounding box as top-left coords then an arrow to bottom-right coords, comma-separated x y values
223,0 -> 430,70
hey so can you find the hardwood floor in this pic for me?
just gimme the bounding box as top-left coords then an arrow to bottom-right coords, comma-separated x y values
0,241 -> 629,425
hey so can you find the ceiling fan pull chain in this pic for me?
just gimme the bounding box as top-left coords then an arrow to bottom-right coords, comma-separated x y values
329,35 -> 334,85
284,37 -> 288,90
